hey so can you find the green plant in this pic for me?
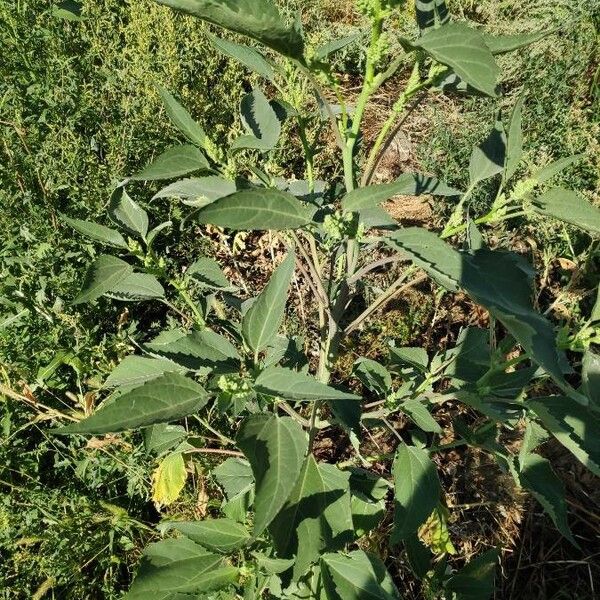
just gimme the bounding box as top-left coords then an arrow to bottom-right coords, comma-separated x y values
54,0 -> 600,598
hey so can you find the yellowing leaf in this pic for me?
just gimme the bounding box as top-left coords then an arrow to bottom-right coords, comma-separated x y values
418,506 -> 456,556
152,452 -> 187,506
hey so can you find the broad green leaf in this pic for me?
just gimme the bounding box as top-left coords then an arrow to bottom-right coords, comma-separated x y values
131,145 -> 210,181
125,538 -> 237,598
353,358 -> 392,396
187,257 -> 232,289
445,327 -> 490,383
158,87 -> 207,148
416,0 -> 449,33
105,272 -> 165,301
146,329 -> 240,372
401,399 -> 442,434
387,228 -> 568,387
56,373 -> 208,434
392,443 -> 441,542
531,154 -> 584,185
315,33 -> 361,60
389,347 -> 429,372
505,95 -> 524,181
414,23 -> 500,97
242,252 -> 295,355
152,452 -> 187,505
232,87 -> 282,151
144,423 -> 187,455
529,396 -> 600,477
519,421 -> 549,459
210,35 -> 275,81
582,351 -> 600,408
104,356 -> 184,388
255,366 -> 360,401
482,30 -> 549,55
236,414 -> 307,536
197,188 -> 314,230
51,0 -> 84,21
469,117 -> 506,185
348,469 -> 388,538
270,456 -> 353,579
109,188 -> 149,238
321,550 -> 400,600
61,214 -> 128,249
405,534 -> 433,580
342,173 -> 461,213
153,176 -> 237,206
532,188 -> 600,236
518,452 -> 575,545
213,457 -> 254,499
73,255 -> 133,305
155,0 -> 305,59
445,549 -> 499,600
253,552 -> 295,574
168,518 -> 251,553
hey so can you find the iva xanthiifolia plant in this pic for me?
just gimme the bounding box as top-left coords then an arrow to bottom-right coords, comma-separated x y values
56,0 -> 600,598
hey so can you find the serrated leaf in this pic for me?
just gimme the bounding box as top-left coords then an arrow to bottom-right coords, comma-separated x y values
158,87 -> 207,148
105,272 -> 165,301
321,550 -> 400,600
242,252 -> 295,355
60,214 -> 128,249
315,33 -> 360,60
109,187 -> 149,238
146,329 -> 240,372
73,255 -> 133,305
168,518 -> 251,553
270,456 -> 354,579
256,366 -> 360,401
153,176 -> 237,206
529,397 -> 600,477
531,155 -> 583,185
482,30 -> 549,55
104,356 -> 184,389
392,443 -> 441,542
518,452 -> 575,545
187,257 -> 232,289
253,552 -> 295,574
55,373 -> 208,434
582,351 -> 600,408
131,145 -> 210,181
236,414 -> 307,536
213,457 -> 254,500
532,188 -> 600,236
210,35 -> 275,81
505,95 -> 524,181
231,87 -> 282,152
155,0 -> 304,59
387,228 -> 568,388
389,347 -> 429,372
469,117 -> 506,185
445,549 -> 499,600
342,173 -> 461,213
414,23 -> 500,97
353,358 -> 392,397
152,452 -> 187,505
145,423 -> 187,455
416,0 -> 449,33
401,399 -> 442,434
125,538 -> 237,598
197,188 -> 313,230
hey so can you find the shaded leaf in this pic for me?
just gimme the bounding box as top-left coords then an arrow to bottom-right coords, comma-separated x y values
242,252 -> 295,355
131,145 -> 210,181
155,0 -> 305,59
445,549 -> 499,600
416,0 -> 449,33
210,35 -> 275,81
60,214 -> 128,249
73,255 -> 133,305
168,518 -> 251,553
232,87 -> 282,151
582,351 -> 600,408
56,373 -> 208,434
469,117 -> 506,185
159,87 -> 207,148
315,33 -> 361,60
256,366 -> 360,401
389,347 -> 429,372
505,95 -> 524,181
145,423 -> 187,455
187,257 -> 232,289
109,188 -> 149,238
353,358 -> 392,396
532,188 -> 600,236
253,553 -> 295,574
392,443 -> 441,542
414,23 -> 499,97
237,414 -> 307,535
106,273 -> 165,301
197,188 -> 314,230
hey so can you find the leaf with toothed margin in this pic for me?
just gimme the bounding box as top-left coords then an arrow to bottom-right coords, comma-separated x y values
72,255 -> 133,305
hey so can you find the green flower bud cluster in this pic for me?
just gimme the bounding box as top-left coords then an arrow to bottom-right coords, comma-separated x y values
323,211 -> 364,241
356,0 -> 405,18
217,374 -> 254,415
